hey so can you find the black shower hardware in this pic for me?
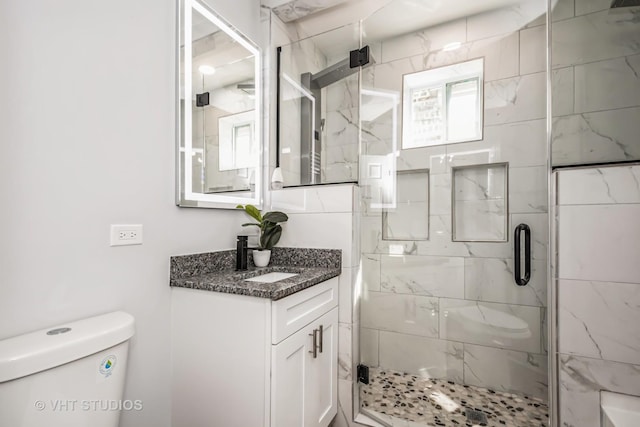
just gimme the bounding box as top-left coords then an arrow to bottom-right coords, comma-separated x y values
276,45 -> 372,185
514,223 -> 531,286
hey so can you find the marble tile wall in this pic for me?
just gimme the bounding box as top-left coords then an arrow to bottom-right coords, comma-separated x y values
268,2 -> 555,425
355,2 -> 550,416
556,164 -> 640,427
551,0 -> 640,166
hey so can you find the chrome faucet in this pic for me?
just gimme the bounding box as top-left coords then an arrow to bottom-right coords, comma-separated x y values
236,235 -> 249,271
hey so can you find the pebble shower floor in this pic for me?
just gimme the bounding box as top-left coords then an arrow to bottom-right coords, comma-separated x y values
360,367 -> 549,426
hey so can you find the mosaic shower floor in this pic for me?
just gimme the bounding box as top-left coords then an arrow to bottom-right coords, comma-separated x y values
360,367 -> 548,427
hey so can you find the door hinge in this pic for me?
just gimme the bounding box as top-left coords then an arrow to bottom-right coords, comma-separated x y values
357,364 -> 370,385
349,46 -> 370,69
196,92 -> 210,107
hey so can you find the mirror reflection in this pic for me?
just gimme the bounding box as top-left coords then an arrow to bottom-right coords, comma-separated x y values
178,0 -> 261,208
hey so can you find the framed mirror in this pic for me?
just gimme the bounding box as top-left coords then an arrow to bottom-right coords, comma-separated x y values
177,0 -> 262,208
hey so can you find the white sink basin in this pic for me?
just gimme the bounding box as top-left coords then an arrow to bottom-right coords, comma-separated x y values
244,272 -> 299,283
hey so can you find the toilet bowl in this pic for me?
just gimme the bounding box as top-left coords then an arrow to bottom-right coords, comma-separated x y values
0,311 -> 135,427
601,391 -> 640,427
445,304 -> 532,340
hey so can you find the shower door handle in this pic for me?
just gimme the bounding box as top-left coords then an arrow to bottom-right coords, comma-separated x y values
514,223 -> 531,286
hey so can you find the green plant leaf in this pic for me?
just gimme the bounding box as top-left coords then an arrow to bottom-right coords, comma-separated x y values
238,204 -> 262,223
241,223 -> 260,228
263,211 -> 288,223
260,224 -> 282,250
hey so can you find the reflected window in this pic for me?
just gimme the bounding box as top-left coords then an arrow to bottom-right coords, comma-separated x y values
218,111 -> 255,171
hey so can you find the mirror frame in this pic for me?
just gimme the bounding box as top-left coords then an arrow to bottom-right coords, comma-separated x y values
176,0 -> 263,209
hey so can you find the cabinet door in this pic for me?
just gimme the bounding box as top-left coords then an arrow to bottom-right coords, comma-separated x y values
271,320 -> 314,427
307,307 -> 339,427
271,307 -> 339,427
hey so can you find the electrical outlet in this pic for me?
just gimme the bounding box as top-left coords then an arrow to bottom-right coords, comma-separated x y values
110,225 -> 143,246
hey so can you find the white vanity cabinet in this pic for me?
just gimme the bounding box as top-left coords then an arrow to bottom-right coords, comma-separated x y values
171,277 -> 339,427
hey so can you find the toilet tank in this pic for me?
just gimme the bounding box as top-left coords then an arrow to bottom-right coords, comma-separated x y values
0,311 -> 135,427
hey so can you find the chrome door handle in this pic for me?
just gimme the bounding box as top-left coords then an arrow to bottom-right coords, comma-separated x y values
318,324 -> 323,353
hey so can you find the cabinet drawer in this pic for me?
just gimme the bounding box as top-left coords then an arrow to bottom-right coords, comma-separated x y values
271,277 -> 339,344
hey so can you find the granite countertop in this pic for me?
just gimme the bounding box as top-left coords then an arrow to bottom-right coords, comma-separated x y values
170,247 -> 341,300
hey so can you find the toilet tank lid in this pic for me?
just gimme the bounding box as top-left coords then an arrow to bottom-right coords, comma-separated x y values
0,311 -> 135,383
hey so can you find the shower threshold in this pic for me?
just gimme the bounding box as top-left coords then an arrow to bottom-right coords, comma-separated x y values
360,367 -> 548,427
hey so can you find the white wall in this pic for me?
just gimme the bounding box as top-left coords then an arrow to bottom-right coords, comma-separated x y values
0,0 -> 260,426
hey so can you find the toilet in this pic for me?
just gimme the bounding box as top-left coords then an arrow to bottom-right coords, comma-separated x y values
0,311 -> 135,427
443,304 -> 532,346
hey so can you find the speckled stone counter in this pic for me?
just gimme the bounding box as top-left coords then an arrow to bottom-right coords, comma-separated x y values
170,247 -> 341,300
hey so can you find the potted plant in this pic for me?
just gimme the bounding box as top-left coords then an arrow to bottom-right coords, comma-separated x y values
236,204 -> 288,267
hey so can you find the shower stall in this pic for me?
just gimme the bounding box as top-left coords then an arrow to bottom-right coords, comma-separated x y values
355,1 -> 550,426
274,0 -> 640,425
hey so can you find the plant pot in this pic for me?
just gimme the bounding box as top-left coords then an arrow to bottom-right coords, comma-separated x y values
252,249 -> 271,267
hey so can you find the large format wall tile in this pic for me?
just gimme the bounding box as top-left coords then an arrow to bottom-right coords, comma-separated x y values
465,257 -> 547,307
552,10 -> 640,68
360,327 -> 379,367
447,120 -> 547,168
383,170 -> 430,240
549,0 -> 575,21
484,72 -> 547,125
439,299 -> 542,353
279,211 -> 355,267
429,173 -> 451,216
559,279 -> 640,365
552,108 -> 640,166
559,355 -> 640,427
520,24 -> 546,75
380,19 -> 467,64
574,54 -> 640,114
383,32 -> 521,83
362,254 -> 381,293
510,166 -> 548,214
339,266 -> 355,323
380,255 -> 464,299
463,344 -> 548,400
325,75 -> 359,111
378,331 -> 464,382
557,164 -> 640,205
453,163 -> 508,241
551,67 -> 574,117
557,204 -> 640,283
271,184 -> 355,213
574,0 -> 610,15
361,291 -> 439,338
454,200 -> 507,241
339,322 -> 353,380
466,1 -> 546,41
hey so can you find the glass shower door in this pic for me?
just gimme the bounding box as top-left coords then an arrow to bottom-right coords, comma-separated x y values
357,0 -> 550,426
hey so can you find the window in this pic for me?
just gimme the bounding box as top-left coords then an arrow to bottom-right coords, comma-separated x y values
402,58 -> 483,149
218,110 -> 255,171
